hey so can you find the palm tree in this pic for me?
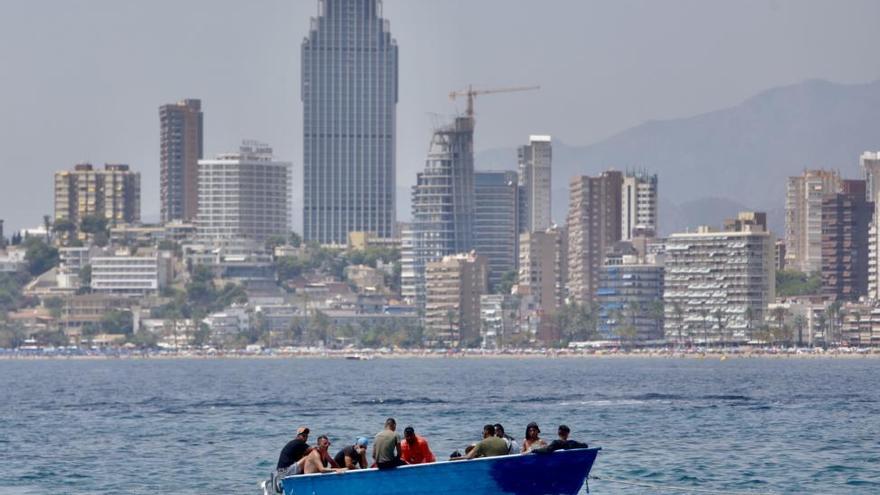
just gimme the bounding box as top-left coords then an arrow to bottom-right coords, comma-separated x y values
826,301 -> 842,347
744,306 -> 754,345
698,308 -> 710,351
672,302 -> 685,350
793,314 -> 807,347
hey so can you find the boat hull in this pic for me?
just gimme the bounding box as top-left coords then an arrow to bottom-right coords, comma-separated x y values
282,447 -> 600,495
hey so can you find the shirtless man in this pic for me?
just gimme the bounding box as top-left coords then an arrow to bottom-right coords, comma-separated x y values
302,435 -> 346,474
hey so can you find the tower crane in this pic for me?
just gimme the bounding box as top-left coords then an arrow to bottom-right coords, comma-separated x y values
448,84 -> 540,118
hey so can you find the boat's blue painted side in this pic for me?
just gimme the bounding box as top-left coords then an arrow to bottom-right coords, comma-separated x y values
282,448 -> 600,495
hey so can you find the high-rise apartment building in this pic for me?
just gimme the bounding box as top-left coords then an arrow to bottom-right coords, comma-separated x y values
621,172 -> 658,240
407,116 -> 475,309
160,99 -> 203,223
821,180 -> 873,301
424,252 -> 487,348
474,170 -> 519,290
518,227 -> 568,343
54,163 -> 141,233
196,141 -> 291,243
302,0 -> 398,245
597,247 -> 664,342
861,151 -> 880,203
566,171 -> 623,304
785,170 -> 841,273
663,220 -> 775,344
518,135 -> 552,233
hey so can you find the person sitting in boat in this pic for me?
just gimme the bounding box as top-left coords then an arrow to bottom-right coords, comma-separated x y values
276,427 -> 311,475
532,424 -> 589,454
453,424 -> 510,460
400,426 -> 436,464
494,423 -> 517,455
373,417 -> 406,469
301,435 -> 346,474
521,422 -> 548,453
334,437 -> 369,469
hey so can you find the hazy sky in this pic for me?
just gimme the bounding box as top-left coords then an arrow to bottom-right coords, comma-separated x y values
1,0 -> 878,233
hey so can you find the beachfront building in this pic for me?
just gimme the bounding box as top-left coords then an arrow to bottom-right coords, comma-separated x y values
518,227 -> 568,343
620,171 -> 658,240
566,171 -> 623,304
785,170 -> 841,273
821,180 -> 873,302
518,135 -> 552,233
197,141 -> 291,243
424,252 -> 487,348
597,244 -> 665,342
474,170 -> 520,290
663,217 -> 775,345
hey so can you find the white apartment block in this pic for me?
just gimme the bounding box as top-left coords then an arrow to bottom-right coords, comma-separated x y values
861,151 -> 880,203
621,172 -> 658,240
663,226 -> 775,344
784,170 -> 841,273
518,135 -> 552,232
90,251 -> 173,296
197,140 -> 291,243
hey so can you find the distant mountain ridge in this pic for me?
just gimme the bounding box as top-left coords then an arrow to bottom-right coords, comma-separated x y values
476,79 -> 880,235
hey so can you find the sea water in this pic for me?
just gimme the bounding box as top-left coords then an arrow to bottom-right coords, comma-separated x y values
1,357 -> 878,494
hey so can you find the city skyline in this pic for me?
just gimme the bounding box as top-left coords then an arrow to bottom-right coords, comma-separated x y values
2,0 -> 879,233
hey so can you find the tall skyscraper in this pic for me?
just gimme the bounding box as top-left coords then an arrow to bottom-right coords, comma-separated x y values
621,171 -> 658,240
196,141 -> 291,243
54,163 -> 141,234
160,99 -> 203,223
474,170 -> 519,290
518,135 -> 552,233
302,0 -> 399,245
407,116 -> 475,308
785,170 -> 841,273
566,171 -> 623,304
821,180 -> 873,301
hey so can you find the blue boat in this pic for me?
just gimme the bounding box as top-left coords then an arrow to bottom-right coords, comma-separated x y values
281,448 -> 600,495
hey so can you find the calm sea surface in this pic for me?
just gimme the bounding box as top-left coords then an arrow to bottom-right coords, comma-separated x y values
1,357 -> 878,494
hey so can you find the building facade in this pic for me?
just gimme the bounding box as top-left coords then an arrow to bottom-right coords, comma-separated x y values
663,222 -> 775,345
160,99 -> 203,223
54,163 -> 141,233
90,251 -> 173,296
861,151 -> 880,203
566,171 -> 623,304
597,250 -> 664,342
408,116 -> 475,309
518,228 -> 567,343
474,170 -> 519,290
821,180 -> 873,301
301,0 -> 398,245
621,172 -> 658,240
196,141 -> 291,243
424,252 -> 487,348
518,135 -> 552,233
785,170 -> 841,273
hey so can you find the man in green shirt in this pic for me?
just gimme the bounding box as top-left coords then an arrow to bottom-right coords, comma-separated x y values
458,424 -> 510,460
373,417 -> 405,469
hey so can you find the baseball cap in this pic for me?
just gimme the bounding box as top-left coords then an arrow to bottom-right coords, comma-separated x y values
297,426 -> 310,436
356,437 -> 369,447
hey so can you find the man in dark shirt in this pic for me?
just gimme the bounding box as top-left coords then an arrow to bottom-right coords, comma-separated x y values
277,427 -> 310,471
334,437 -> 369,469
533,424 -> 589,453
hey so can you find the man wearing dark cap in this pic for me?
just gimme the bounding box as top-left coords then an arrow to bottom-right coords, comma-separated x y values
277,427 -> 310,472
532,424 -> 589,454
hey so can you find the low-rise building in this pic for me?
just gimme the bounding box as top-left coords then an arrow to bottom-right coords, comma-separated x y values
344,264 -> 386,292
90,251 -> 173,296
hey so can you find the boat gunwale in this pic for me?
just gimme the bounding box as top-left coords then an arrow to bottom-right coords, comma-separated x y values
282,447 -> 601,481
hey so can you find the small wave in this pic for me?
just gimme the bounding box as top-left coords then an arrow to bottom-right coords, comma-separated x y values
351,397 -> 448,406
701,394 -> 754,401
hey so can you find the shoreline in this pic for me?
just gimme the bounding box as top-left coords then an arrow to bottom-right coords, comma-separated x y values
1,349 -> 878,361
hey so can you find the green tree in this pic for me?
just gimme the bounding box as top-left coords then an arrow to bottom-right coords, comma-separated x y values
24,237 -> 59,276
776,270 -> 822,297
101,309 -> 134,335
44,296 -> 64,319
672,302 -> 685,348
495,270 -> 518,295
79,214 -> 108,235
289,231 -> 303,248
275,256 -> 305,281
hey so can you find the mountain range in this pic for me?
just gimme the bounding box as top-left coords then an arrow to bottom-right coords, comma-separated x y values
476,78 -> 880,236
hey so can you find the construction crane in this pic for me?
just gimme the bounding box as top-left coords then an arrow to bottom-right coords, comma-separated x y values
448,84 -> 540,118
